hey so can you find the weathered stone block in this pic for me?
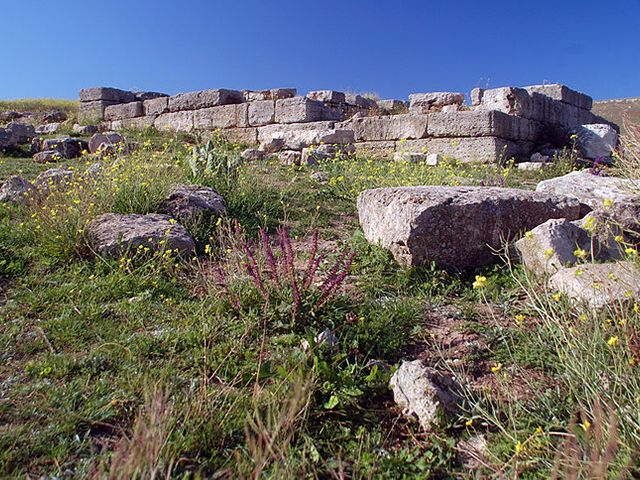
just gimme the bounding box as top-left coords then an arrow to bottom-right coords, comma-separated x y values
110,116 -> 156,130
426,111 -> 542,142
357,186 -> 582,269
345,93 -> 377,109
377,99 -> 407,113
104,102 -> 144,121
134,91 -> 168,101
216,127 -> 258,145
168,89 -> 244,112
470,88 -> 484,107
353,141 -> 396,158
248,100 -> 275,127
349,114 -> 428,142
192,105 -> 242,130
80,87 -> 135,103
257,121 -> 336,143
154,111 -> 194,131
408,92 -> 465,113
398,137 -> 533,163
261,128 -> 354,151
243,88 -> 297,102
525,84 -> 592,111
307,90 -> 347,103
79,100 -> 119,123
143,97 -> 169,116
274,97 -> 333,124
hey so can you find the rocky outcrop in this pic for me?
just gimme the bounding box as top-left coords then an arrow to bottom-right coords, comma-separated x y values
87,213 -> 196,257
357,186 -> 582,269
88,131 -> 125,154
0,176 -> 35,204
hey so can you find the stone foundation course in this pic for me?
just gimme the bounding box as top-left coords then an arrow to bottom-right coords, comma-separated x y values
79,83 -> 617,164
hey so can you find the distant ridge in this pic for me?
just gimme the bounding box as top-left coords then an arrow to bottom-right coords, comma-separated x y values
592,97 -> 640,132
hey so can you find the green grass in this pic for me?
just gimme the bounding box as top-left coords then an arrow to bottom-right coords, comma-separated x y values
0,98 -> 78,115
1,129 -> 639,478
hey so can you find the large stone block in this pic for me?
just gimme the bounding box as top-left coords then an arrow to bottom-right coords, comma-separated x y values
261,128 -> 354,151
104,102 -> 144,121
525,84 -> 592,111
168,89 -> 244,112
216,127 -> 258,145
307,90 -> 347,103
154,111 -> 195,131
248,100 -> 275,126
80,87 -> 135,103
427,111 -> 543,142
357,186 -> 582,269
192,105 -> 245,130
143,97 -> 169,116
79,100 -> 119,123
353,141 -> 396,158
257,121 -> 336,143
398,137 -> 532,163
274,97 -> 334,123
349,114 -> 428,142
134,91 -> 168,101
408,92 -> 465,113
110,116 -> 156,130
243,88 -> 297,102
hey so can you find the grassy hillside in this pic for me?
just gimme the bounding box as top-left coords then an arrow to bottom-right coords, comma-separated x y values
1,126 -> 640,477
593,97 -> 640,132
0,99 -> 78,125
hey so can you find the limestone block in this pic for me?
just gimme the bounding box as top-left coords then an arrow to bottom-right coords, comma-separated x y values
143,97 -> 169,116
350,114 -> 428,142
80,87 -> 135,103
168,89 -> 244,112
525,84 -> 592,111
192,105 -> 243,130
104,102 -> 144,121
154,111 -> 195,131
248,100 -> 276,127
79,100 -> 119,123
307,90 -> 347,103
274,97 -> 333,124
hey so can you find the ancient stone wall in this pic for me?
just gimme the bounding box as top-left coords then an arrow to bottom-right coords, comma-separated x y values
78,84 -> 615,163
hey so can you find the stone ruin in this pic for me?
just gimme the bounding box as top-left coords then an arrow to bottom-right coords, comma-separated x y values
78,84 -> 617,164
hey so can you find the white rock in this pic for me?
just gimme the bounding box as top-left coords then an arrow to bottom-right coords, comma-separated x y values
389,360 -> 459,430
549,261 -> 640,310
571,124 -> 618,160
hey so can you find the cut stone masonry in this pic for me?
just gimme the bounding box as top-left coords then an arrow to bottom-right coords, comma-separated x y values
78,83 -> 617,163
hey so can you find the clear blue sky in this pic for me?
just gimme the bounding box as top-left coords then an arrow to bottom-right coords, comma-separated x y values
3,0 -> 639,101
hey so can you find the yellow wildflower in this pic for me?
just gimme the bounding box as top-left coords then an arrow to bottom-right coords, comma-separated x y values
473,275 -> 487,289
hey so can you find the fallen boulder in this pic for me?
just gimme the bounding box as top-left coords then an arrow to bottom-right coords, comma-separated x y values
41,137 -> 88,159
389,359 -> 460,430
33,150 -> 63,163
87,213 -> 196,257
536,170 -> 639,210
549,261 -> 640,310
0,176 -> 35,204
88,131 -> 125,154
43,111 -> 68,124
34,168 -> 74,192
357,186 -> 583,269
159,184 -> 226,223
570,124 -> 618,160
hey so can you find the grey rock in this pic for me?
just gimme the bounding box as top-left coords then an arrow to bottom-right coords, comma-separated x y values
536,170 -> 640,210
33,150 -> 62,163
358,186 -> 583,269
525,84 -> 593,111
347,113 -> 428,142
530,152 -> 550,163
43,111 -> 67,123
88,131 -> 125,154
470,88 -> 484,107
301,143 -> 354,165
247,100 -> 275,127
311,171 -> 330,183
393,151 -> 429,163
143,97 -> 169,116
241,148 -> 264,162
87,213 -> 196,257
301,329 -> 339,352
515,218 -> 617,276
6,123 -> 35,144
426,153 -> 443,166
79,87 -> 135,103
549,261 -> 640,310
35,123 -> 60,135
389,360 -> 460,430
243,88 -> 296,102
133,91 -> 168,101
72,124 -> 99,135
377,99 -> 407,113
274,97 -> 335,124
159,184 -> 226,223
307,90 -> 346,104
104,102 -> 144,121
34,168 -> 74,192
0,176 -> 35,204
0,111 -> 23,122
344,93 -> 377,110
262,128 -> 354,151
79,100 -> 119,123
570,124 -> 618,160
278,150 -> 302,166
167,89 -> 243,112
408,92 -> 465,113
41,137 -> 88,159
259,136 -> 285,154
517,162 -> 545,171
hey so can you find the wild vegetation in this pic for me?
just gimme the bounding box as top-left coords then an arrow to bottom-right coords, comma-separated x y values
1,117 -> 639,478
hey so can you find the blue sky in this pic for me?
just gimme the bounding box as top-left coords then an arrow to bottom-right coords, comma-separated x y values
3,0 -> 639,101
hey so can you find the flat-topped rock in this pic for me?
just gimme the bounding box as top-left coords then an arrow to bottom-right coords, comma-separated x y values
80,87 -> 136,103
159,184 -> 226,222
88,131 -> 125,154
87,213 -> 195,257
408,92 -> 465,113
347,114 -> 428,142
524,84 -> 592,111
549,261 -> 640,310
306,90 -> 346,103
536,171 -> 640,209
357,186 -> 583,269
167,89 -> 243,112
260,128 -> 354,151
